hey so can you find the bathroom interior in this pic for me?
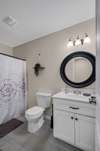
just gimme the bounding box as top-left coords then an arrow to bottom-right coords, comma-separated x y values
0,0 -> 98,151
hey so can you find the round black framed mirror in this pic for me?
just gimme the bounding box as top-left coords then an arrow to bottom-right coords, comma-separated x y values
60,51 -> 95,88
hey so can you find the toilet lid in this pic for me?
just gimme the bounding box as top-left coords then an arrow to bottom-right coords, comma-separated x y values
26,106 -> 44,116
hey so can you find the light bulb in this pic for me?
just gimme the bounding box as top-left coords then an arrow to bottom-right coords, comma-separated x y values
75,36 -> 81,46
84,34 -> 91,44
67,39 -> 73,48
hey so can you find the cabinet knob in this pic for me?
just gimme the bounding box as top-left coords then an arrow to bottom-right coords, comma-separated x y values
75,118 -> 78,121
71,116 -> 74,120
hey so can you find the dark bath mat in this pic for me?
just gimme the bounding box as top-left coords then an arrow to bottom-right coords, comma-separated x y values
0,119 -> 23,138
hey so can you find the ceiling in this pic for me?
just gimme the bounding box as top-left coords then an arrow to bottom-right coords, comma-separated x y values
0,0 -> 95,47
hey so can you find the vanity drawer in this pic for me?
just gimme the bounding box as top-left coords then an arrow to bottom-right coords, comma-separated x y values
53,98 -> 96,117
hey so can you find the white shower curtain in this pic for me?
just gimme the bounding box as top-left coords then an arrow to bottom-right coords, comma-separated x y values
0,54 -> 27,124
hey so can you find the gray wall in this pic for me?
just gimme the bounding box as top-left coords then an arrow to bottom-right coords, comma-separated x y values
0,43 -> 13,55
13,19 -> 96,109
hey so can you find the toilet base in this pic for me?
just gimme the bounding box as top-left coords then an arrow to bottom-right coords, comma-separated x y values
28,117 -> 44,133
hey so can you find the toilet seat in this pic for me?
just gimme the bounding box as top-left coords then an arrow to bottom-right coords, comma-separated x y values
25,106 -> 44,119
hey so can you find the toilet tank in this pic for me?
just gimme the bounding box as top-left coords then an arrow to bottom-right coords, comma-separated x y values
36,92 -> 51,108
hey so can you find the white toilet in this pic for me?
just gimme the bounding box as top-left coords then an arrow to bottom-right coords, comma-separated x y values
25,92 -> 51,133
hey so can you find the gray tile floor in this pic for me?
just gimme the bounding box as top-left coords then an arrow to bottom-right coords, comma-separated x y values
0,119 -> 83,151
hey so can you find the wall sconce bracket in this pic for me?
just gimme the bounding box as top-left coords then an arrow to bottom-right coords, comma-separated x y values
33,63 -> 45,76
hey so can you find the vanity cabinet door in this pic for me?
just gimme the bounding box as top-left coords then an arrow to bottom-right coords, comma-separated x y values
75,114 -> 95,151
53,109 -> 75,145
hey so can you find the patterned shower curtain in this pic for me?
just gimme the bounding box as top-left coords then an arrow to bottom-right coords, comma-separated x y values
0,54 -> 27,124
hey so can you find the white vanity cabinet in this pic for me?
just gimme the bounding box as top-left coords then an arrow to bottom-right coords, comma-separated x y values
54,109 -> 75,145
53,93 -> 96,151
75,114 -> 95,151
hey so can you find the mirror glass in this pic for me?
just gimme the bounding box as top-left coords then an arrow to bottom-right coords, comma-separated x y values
65,57 -> 93,83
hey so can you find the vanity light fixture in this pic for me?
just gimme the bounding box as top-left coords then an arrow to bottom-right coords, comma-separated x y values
84,33 -> 91,44
67,39 -> 73,48
67,33 -> 91,48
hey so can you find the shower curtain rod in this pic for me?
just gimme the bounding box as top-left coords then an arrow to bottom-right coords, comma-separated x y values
0,52 -> 26,61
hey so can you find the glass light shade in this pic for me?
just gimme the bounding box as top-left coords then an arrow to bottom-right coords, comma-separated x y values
67,40 -> 73,48
84,36 -> 91,44
75,38 -> 81,46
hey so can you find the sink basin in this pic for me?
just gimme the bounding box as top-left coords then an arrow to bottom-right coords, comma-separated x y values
52,91 -> 91,103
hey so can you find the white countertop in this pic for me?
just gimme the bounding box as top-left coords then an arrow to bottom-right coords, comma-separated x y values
52,91 -> 91,104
